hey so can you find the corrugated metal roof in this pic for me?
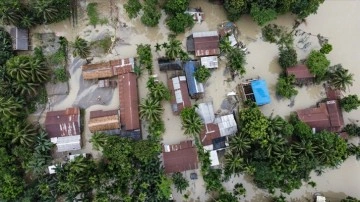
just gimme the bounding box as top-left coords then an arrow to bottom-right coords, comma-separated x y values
194,36 -> 220,56
82,58 -> 134,80
286,64 -> 315,79
168,76 -> 192,115
158,58 -> 183,71
210,150 -> 220,166
215,114 -> 238,136
196,102 -> 215,124
200,56 -> 219,68
10,27 -> 29,50
193,31 -> 218,38
200,123 -> 221,146
184,61 -> 204,97
45,108 -> 80,138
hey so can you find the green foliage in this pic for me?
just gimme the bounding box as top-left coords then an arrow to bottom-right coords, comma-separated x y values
194,65 -> 211,83
341,196 -> 360,202
86,3 -> 108,26
0,96 -> 23,119
276,75 -> 298,99
167,13 -> 194,34
90,36 -> 112,53
220,37 -> 233,55
228,48 -> 246,75
278,47 -> 297,69
141,1 -> 161,27
224,0 -> 247,21
164,0 -> 189,14
343,124 -> 360,137
320,43 -> 333,54
136,44 -> 153,74
233,183 -> 246,197
0,27 -> 13,66
72,36 -> 91,59
139,98 -> 163,122
327,65 -> 353,92
306,50 -> 330,79
262,24 -> 283,43
238,106 -> 269,140
54,68 -> 68,82
124,0 -> 142,19
340,94 -> 360,112
172,172 -> 189,193
291,0 -> 325,19
157,176 -> 172,200
47,51 -> 66,66
180,107 -> 204,136
147,78 -> 171,102
250,3 -> 277,26
32,0 -> 71,24
164,37 -> 188,60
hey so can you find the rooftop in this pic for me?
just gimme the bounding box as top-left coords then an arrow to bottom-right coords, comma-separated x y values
214,114 -> 238,136
184,61 -> 204,98
10,27 -> 29,51
200,123 -> 221,147
45,107 -> 80,138
200,56 -> 219,69
168,76 -> 192,115
162,140 -> 199,174
88,109 -> 121,133
192,31 -> 220,56
196,102 -> 215,124
82,58 -> 135,80
158,58 -> 183,71
250,79 -> 271,106
286,64 -> 315,80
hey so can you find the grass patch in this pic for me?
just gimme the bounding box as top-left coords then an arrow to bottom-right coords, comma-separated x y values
47,51 -> 66,66
87,3 -> 108,26
90,36 -> 112,53
54,67 -> 69,83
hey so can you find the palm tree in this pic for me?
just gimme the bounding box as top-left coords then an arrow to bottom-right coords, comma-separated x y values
9,122 -> 37,147
228,48 -> 246,75
148,80 -> 171,101
90,132 -> 108,151
35,131 -> 54,153
154,43 -> 162,52
220,37 -> 233,55
0,96 -> 23,118
180,107 -> 203,136
293,139 -> 316,159
224,150 -> 244,175
13,81 -> 39,96
263,134 -> 286,157
29,58 -> 50,82
72,36 -> 91,59
139,98 -> 163,122
33,0 -> 59,23
165,38 -> 182,60
6,55 -> 32,82
0,1 -> 23,25
328,67 -> 354,92
229,133 -> 251,155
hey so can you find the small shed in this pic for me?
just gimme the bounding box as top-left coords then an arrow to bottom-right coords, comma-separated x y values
158,58 -> 183,71
200,56 -> 218,69
184,61 -> 204,99
10,27 -> 29,51
188,31 -> 220,57
239,79 -> 271,106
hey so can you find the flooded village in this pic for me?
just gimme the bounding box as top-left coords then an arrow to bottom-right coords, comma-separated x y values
1,0 -> 360,201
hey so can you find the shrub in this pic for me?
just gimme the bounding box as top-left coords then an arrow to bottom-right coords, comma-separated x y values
54,67 -> 68,82
166,13 -> 194,34
278,47 -> 297,69
340,94 -> 360,112
86,3 -> 108,26
124,0 -> 142,19
194,65 -> 211,83
320,43 -> 333,54
90,36 -> 112,53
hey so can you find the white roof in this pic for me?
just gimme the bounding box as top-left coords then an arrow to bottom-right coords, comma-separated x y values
179,76 -> 186,81
175,89 -> 183,104
209,150 -> 220,166
203,144 -> 214,151
172,77 -> 180,89
69,153 -> 86,161
316,196 -> 326,202
229,34 -> 238,46
215,114 -> 238,137
201,56 -> 219,69
48,165 -> 56,174
164,145 -> 170,152
193,31 -> 218,38
55,135 -> 81,152
196,102 -> 215,124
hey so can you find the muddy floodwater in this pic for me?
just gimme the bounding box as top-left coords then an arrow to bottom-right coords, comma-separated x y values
32,0 -> 360,201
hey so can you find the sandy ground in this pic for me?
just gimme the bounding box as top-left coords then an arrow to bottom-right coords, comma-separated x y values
31,0 -> 360,201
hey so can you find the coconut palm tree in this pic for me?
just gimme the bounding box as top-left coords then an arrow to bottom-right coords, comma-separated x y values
165,38 -> 182,60
33,0 -> 59,24
293,139 -> 317,159
229,133 -> 251,155
224,150 -> 244,175
0,96 -> 23,118
72,36 -> 91,59
154,43 -> 162,52
220,37 -> 233,55
139,98 -> 163,122
0,1 -> 23,25
148,80 -> 171,101
6,55 -> 32,82
263,134 -> 286,157
328,67 -> 354,92
180,107 -> 203,136
9,122 -> 37,147
90,132 -> 108,151
13,81 -> 39,96
35,131 -> 54,153
228,48 -> 246,75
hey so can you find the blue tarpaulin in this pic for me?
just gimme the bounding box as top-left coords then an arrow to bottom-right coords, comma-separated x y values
251,79 -> 271,105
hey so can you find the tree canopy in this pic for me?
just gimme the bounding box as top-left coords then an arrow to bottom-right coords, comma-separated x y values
276,75 -> 298,99
340,94 -> 360,112
306,50 -> 330,79
278,47 -> 297,69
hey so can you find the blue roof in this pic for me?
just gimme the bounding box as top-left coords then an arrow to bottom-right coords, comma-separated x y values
184,61 -> 204,97
251,79 -> 271,105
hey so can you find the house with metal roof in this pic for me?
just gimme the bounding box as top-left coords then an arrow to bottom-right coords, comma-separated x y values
45,108 -> 81,152
82,58 -> 135,80
168,76 -> 192,115
286,64 -> 315,85
184,61 -> 204,99
158,58 -> 183,71
196,102 -> 215,124
186,31 -> 220,57
10,27 -> 29,51
238,79 -> 271,106
214,114 -> 238,137
200,56 -> 218,69
88,109 -> 121,134
162,140 -> 199,173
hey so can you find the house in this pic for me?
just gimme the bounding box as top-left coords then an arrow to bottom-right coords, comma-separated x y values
214,114 -> 238,137
196,102 -> 215,124
45,107 -> 81,152
186,31 -> 220,57
158,58 -> 183,71
162,140 -> 199,173
200,56 -> 219,69
184,61 -> 204,99
286,64 -> 315,84
88,109 -> 121,134
184,8 -> 204,24
218,21 -> 238,38
238,79 -> 271,106
296,100 -> 344,132
168,76 -> 192,115
118,73 -> 140,131
82,58 -> 135,80
10,27 -> 29,51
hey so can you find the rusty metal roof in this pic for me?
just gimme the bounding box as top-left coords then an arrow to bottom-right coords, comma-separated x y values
45,107 -> 80,138
82,58 -> 134,80
286,64 -> 315,79
191,31 -> 220,57
199,123 -> 221,146
118,73 -> 140,131
162,140 -> 199,174
168,76 -> 192,115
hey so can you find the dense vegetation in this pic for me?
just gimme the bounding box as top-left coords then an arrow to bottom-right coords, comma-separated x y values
0,0 -> 71,28
223,0 -> 325,25
224,104 -> 354,194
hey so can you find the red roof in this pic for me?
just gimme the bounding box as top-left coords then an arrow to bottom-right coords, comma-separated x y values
82,58 -> 134,80
296,100 -> 344,132
286,64 -> 315,79
194,36 -> 220,56
199,123 -> 221,146
325,85 -> 341,100
168,77 -> 192,115
118,73 -> 140,130
45,108 -> 80,138
162,140 -> 199,174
